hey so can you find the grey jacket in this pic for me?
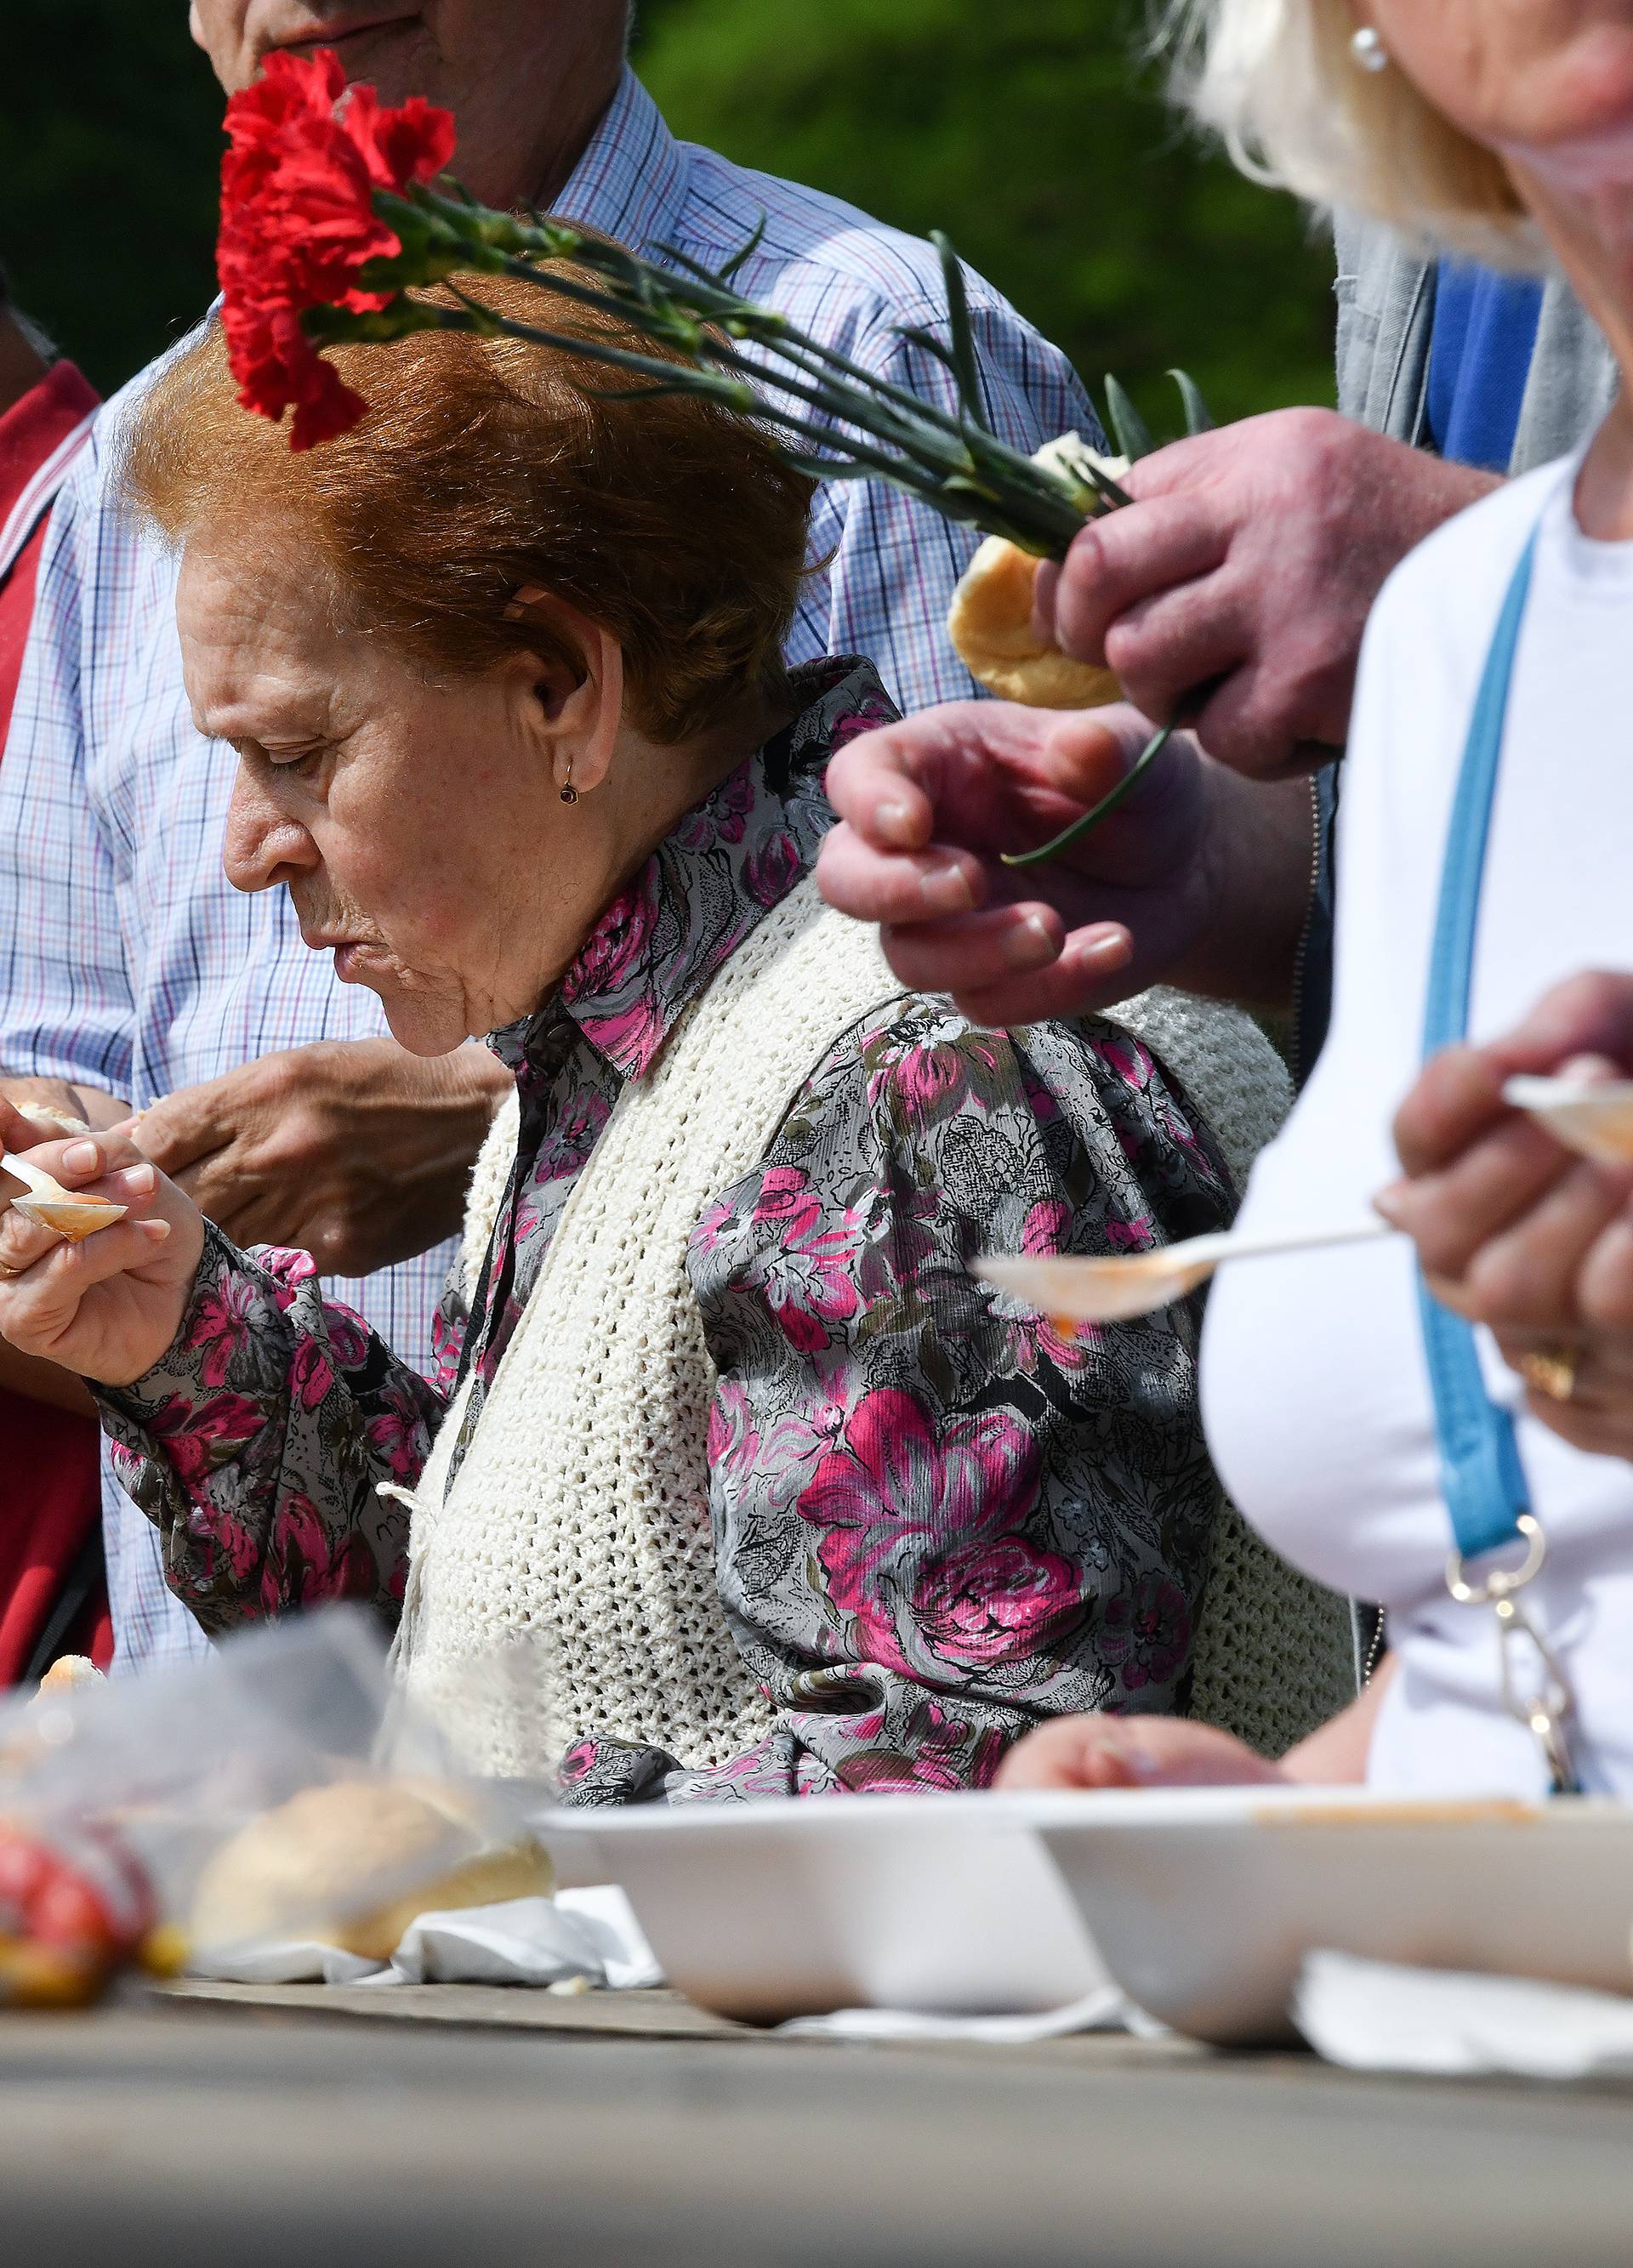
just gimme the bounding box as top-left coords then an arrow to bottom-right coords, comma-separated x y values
1298,221 -> 1620,1084
1332,213 -> 1619,473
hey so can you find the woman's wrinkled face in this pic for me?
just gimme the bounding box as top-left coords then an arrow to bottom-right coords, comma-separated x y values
1367,3 -> 1633,189
179,540 -> 584,1054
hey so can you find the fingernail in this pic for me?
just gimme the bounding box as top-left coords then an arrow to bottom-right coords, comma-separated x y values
1373,1185 -> 1406,1227
1118,1744 -> 1164,1780
62,1141 -> 99,1174
876,798 -> 915,844
137,1217 -> 172,1242
124,1163 -> 157,1196
1002,912 -> 1058,969
1072,930 -> 1133,974
919,860 -> 976,914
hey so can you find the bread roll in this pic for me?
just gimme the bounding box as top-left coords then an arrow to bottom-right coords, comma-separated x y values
947,434 -> 1130,709
190,1778 -> 554,1960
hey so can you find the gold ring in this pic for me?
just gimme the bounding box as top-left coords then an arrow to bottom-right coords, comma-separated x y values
1519,1342 -> 1580,1403
0,1262 -> 16,1281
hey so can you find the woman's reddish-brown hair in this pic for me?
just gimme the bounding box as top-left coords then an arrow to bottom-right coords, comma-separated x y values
119,269 -> 816,743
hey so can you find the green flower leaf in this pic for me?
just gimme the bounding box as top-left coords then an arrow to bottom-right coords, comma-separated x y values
1103,374 -> 1154,462
1169,368 -> 1216,436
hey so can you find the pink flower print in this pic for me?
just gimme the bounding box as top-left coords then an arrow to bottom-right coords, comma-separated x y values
711,765 -> 757,846
365,1381 -> 434,1483
691,1194 -> 742,1259
146,1392 -> 265,1491
557,1739 -> 596,1788
430,1304 -> 462,1395
842,1748 -> 965,1792
1101,1572 -> 1192,1691
209,1509 -> 262,1587
914,1534 -> 1085,1667
536,1087 -> 611,1182
260,1244 -> 320,1311
1095,1032 -> 1155,1099
863,1021 -> 1000,1127
825,698 -> 895,756
1021,1068 -> 1061,1127
743,829 -> 801,909
750,1168 -> 862,1353
1021,1199 -> 1072,1257
325,1305 -> 373,1371
565,872 -> 657,1005
797,1388 -> 1039,1676
707,1378 -> 761,1485
1105,1214 -> 1156,1253
289,1336 -> 335,1413
187,1269 -> 259,1389
577,995 -> 665,1080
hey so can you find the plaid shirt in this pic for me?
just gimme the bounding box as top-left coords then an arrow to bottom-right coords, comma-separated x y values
0,69 -> 1096,1671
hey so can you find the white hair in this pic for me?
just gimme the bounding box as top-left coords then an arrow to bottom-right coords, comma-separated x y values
1156,1 -> 1539,268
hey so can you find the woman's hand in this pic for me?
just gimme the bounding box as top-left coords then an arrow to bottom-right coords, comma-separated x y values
818,698 -> 1313,1026
994,1714 -> 1287,1792
1380,973 -> 1633,1460
995,1666 -> 1397,1793
0,1102 -> 206,1386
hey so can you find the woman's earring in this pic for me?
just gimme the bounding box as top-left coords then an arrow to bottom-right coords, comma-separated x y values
1351,24 -> 1388,72
560,759 -> 578,806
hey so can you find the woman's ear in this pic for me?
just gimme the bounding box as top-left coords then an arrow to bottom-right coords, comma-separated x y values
502,592 -> 625,803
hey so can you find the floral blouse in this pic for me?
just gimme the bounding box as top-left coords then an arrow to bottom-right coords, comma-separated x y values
100,657 -> 1237,1802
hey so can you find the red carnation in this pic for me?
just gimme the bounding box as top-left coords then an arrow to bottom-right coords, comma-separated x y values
217,48 -> 455,450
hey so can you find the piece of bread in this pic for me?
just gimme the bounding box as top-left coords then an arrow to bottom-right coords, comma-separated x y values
15,1105 -> 91,1137
948,537 -> 1124,708
34,1656 -> 105,1700
947,432 -> 1131,709
189,1778 -> 554,1960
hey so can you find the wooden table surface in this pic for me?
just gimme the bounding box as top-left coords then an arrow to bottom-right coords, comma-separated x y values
1,1980 -> 1630,2266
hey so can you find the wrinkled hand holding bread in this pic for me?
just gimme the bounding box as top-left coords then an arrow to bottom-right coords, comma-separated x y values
947,434 -> 1129,709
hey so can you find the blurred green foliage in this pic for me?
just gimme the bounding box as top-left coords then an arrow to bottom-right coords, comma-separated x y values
3,0 -> 1336,422
633,0 -> 1337,428
5,1 -> 223,396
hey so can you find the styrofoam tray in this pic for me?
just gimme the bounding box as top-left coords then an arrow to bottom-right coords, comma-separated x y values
1032,1783 -> 1633,2045
532,1792 -> 1106,2022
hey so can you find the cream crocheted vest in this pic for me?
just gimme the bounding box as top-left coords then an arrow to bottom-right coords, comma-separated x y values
392,878 -> 1353,1776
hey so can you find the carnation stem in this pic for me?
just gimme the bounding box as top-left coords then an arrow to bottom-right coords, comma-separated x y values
999,722 -> 1175,869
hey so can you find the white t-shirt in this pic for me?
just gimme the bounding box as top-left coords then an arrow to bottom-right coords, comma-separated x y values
1201,457 -> 1633,1798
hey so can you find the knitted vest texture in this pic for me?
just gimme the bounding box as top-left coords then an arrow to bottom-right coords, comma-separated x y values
393,878 -> 1352,1775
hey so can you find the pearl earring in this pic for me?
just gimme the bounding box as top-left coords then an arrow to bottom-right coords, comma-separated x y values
1351,24 -> 1387,71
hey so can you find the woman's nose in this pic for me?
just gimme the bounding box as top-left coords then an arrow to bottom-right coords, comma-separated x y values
223,765 -> 320,895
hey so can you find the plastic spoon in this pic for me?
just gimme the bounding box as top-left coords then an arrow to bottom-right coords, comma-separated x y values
1503,1075 -> 1633,1168
0,1151 -> 127,1243
974,1219 -> 1395,1327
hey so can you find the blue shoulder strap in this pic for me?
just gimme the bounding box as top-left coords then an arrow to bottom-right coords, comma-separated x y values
1415,530 -> 1539,1564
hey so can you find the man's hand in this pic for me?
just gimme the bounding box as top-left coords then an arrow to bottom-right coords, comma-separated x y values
1380,973 -> 1633,1461
818,699 -> 1312,1026
122,1038 -> 512,1279
1033,410 -> 1501,776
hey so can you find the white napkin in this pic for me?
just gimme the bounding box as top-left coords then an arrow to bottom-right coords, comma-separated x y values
188,1885 -> 663,1991
779,1985 -> 1139,2043
1294,1951 -> 1633,2080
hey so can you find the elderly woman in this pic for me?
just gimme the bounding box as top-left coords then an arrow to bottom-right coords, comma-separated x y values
0,276 -> 1311,1798
835,4 -> 1633,1802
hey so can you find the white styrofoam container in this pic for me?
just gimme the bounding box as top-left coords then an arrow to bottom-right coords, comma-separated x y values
1033,1783 -> 1633,2045
533,1791 -> 1106,2022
